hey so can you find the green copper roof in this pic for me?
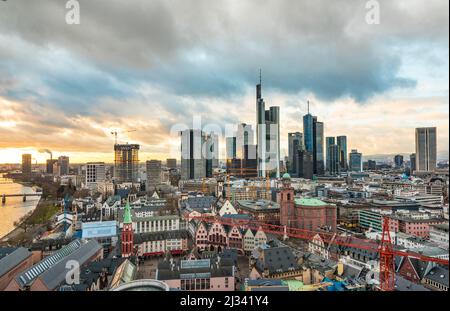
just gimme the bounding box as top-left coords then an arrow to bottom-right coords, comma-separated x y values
282,173 -> 291,180
295,197 -> 330,207
123,200 -> 132,224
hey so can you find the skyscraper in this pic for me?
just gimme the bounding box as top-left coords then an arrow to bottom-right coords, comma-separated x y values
288,132 -> 303,175
256,73 -> 280,178
146,160 -> 162,190
303,103 -> 324,176
336,136 -> 348,171
415,127 -> 437,172
46,159 -> 57,175
326,137 -> 339,175
58,156 -> 70,176
226,137 -> 237,160
410,153 -> 416,173
181,129 -> 207,180
21,154 -> 32,176
236,123 -> 254,159
114,144 -> 139,183
394,155 -> 404,168
349,149 -> 363,172
294,150 -> 314,179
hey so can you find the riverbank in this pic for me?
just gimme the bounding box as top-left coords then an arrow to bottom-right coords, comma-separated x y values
0,198 -> 60,246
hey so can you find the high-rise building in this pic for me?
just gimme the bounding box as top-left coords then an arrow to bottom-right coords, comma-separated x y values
336,136 -> 348,171
394,155 -> 404,168
288,132 -> 303,175
114,144 -> 139,183
205,132 -> 219,176
236,123 -> 254,159
226,137 -> 237,160
166,159 -> 177,170
415,127 -> 437,172
303,103 -> 324,176
46,159 -> 57,175
58,156 -> 70,176
294,150 -> 314,179
326,138 -> 339,176
181,129 -> 207,180
86,162 -> 106,189
21,154 -> 32,176
410,153 -> 416,172
349,149 -> 363,172
146,160 -> 162,190
256,74 -> 280,178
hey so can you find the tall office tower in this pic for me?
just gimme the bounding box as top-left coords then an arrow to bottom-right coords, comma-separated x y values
241,144 -> 258,178
226,137 -> 237,160
86,162 -> 106,189
205,132 -> 219,177
394,155 -> 404,168
326,137 -> 335,174
114,144 -> 140,183
294,150 -> 314,179
58,156 -> 70,176
181,129 -> 207,180
303,103 -> 324,176
313,120 -> 324,175
236,123 -> 254,159
349,149 -> 363,172
415,127 -> 437,172
166,158 -> 177,170
21,154 -> 32,176
146,160 -> 162,190
46,159 -> 57,174
326,137 -> 339,175
336,136 -> 348,171
256,74 -> 280,178
410,153 -> 416,172
288,132 -> 303,175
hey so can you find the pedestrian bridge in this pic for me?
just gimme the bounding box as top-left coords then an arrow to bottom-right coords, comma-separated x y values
1,193 -> 42,204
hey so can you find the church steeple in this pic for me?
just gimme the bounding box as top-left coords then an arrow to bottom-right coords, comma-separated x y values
121,200 -> 134,258
123,200 -> 132,224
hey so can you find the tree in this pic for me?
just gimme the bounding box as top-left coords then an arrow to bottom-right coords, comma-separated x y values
13,211 -> 33,233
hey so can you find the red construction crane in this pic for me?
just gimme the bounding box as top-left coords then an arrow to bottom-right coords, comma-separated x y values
186,214 -> 449,291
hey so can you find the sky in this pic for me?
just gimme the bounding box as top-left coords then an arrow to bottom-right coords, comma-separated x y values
0,0 -> 448,164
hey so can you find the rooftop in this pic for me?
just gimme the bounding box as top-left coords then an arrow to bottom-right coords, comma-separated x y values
295,197 -> 332,207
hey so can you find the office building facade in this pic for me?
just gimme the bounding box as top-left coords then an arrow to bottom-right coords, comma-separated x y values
256,77 -> 280,178
288,132 -> 303,175
349,149 -> 363,172
415,127 -> 437,172
114,144 -> 140,183
21,154 -> 32,176
146,160 -> 162,190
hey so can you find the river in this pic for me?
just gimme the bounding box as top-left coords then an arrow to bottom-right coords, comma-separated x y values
0,174 -> 41,238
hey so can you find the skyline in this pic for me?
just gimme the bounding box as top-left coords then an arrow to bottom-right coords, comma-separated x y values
0,0 -> 449,164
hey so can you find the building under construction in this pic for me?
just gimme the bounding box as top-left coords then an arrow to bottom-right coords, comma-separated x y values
114,144 -> 140,183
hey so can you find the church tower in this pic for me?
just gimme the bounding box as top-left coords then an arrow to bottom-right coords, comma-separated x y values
278,173 -> 295,228
121,200 -> 134,258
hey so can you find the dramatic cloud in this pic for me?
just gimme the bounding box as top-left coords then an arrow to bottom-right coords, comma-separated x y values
0,0 -> 448,162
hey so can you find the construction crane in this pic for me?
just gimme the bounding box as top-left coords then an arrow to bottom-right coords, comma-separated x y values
111,129 -> 137,145
186,214 -> 449,291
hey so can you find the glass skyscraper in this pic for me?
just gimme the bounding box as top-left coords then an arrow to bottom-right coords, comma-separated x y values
303,107 -> 324,176
336,136 -> 348,171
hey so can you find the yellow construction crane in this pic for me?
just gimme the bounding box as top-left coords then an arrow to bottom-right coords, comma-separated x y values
111,129 -> 137,145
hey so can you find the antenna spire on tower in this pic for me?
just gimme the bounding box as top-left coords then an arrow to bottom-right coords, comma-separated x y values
307,100 -> 310,114
259,68 -> 262,85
